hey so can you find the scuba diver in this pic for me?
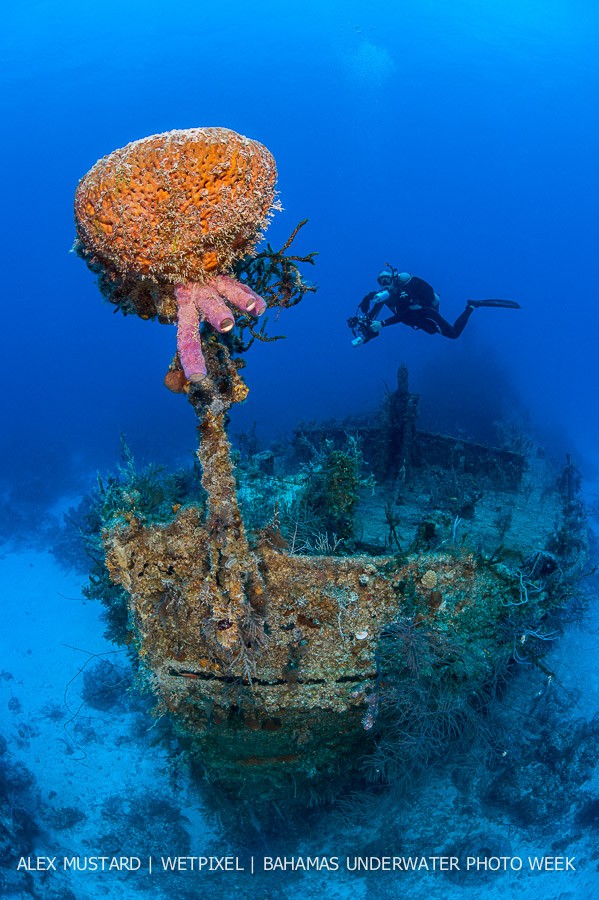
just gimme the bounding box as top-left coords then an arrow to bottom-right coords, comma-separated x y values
348,266 -> 520,346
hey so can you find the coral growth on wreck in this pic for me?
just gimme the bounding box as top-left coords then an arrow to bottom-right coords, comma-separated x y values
59,358 -> 588,806
100,347 -> 586,804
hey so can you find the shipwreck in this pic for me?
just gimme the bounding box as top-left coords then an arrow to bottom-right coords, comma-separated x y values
73,127 -> 588,809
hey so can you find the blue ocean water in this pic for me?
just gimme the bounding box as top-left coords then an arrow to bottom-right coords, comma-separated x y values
1,1 -> 599,897
2,0 -> 598,483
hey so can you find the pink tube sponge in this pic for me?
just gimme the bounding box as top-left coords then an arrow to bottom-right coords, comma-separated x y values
212,275 -> 267,316
175,280 -> 266,382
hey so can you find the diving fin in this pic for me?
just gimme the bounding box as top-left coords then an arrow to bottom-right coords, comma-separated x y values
468,298 -> 521,309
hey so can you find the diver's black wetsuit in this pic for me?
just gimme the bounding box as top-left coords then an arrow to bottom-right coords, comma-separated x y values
360,275 -> 473,339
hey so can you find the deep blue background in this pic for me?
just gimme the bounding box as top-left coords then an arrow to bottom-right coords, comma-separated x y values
2,0 -> 598,508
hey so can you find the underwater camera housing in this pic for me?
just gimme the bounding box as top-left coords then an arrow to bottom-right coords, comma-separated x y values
348,313 -> 381,346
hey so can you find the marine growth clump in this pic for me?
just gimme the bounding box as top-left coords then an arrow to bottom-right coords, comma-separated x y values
75,127 -> 277,381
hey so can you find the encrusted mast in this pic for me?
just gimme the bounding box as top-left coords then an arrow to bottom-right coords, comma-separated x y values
185,343 -> 269,667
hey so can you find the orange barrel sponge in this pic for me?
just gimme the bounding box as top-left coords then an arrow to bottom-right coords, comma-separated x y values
74,127 -> 278,381
75,127 -> 277,283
